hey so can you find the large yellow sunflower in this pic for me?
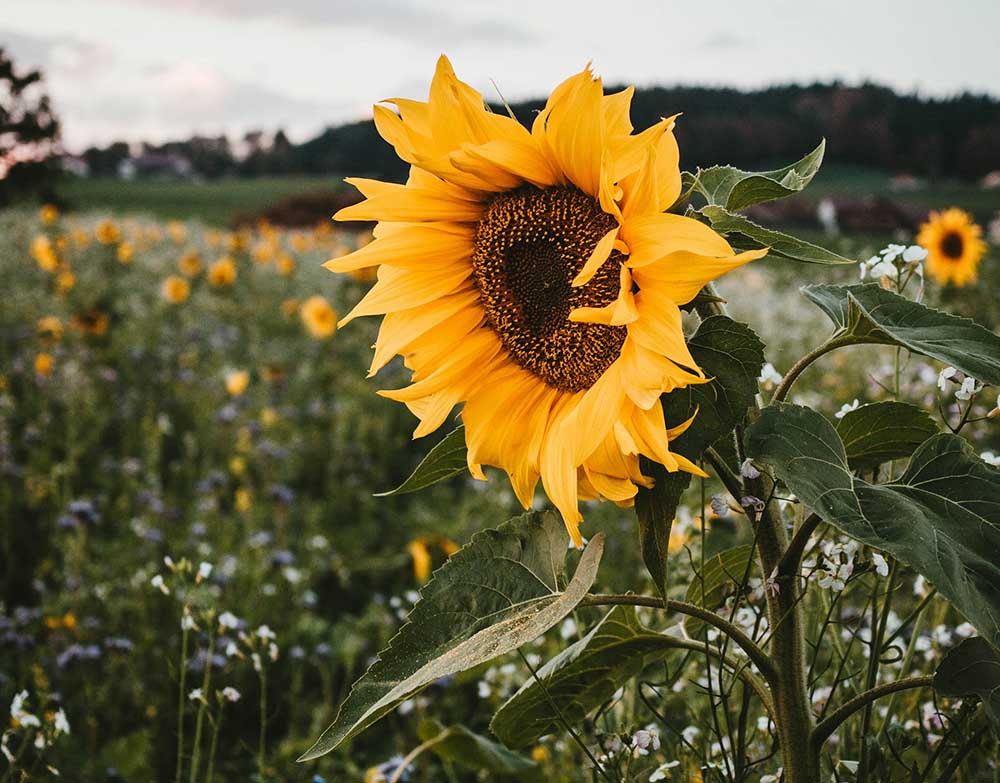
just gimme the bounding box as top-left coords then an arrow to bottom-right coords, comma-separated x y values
328,56 -> 765,544
917,208 -> 987,287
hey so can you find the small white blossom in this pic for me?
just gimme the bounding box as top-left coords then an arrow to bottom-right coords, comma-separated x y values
188,688 -> 204,702
937,366 -> 957,391
151,574 -> 170,595
835,399 -> 860,419
181,610 -> 198,631
268,642 -> 279,661
867,259 -> 898,279
53,708 -> 70,735
740,459 -> 760,479
221,687 -> 241,703
758,362 -> 783,388
632,728 -> 660,755
225,641 -> 240,658
649,760 -> 680,781
954,376 -> 982,401
903,245 -> 928,262
218,611 -> 240,630
980,451 -> 1000,467
559,618 -> 577,640
164,555 -> 176,570
251,652 -> 262,672
880,243 -> 907,263
196,561 -> 213,583
872,553 -> 889,577
255,624 -> 276,641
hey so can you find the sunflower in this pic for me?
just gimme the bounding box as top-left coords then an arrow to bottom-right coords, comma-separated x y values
161,275 -> 190,304
116,242 -> 135,265
300,295 -> 337,339
225,370 -> 250,397
39,204 -> 59,225
327,57 -> 765,544
917,208 -> 988,287
70,309 -> 109,337
179,250 -> 203,277
34,352 -> 54,377
207,256 -> 237,287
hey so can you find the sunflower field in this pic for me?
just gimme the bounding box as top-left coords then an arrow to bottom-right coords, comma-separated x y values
4,60 -> 1000,783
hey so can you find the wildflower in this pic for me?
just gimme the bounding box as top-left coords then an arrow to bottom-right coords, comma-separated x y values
95,219 -> 121,245
872,552 -> 889,577
251,652 -> 262,672
917,208 -> 988,287
116,242 -> 134,264
218,611 -> 240,630
268,641 -> 279,661
181,611 -> 198,631
36,315 -> 63,342
650,761 -> 680,781
300,295 -> 337,339
161,275 -> 190,304
196,561 -> 213,583
937,366 -> 957,391
981,451 -> 1000,467
764,565 -> 780,597
740,495 -> 765,514
256,624 -> 276,641
188,688 -> 204,702
53,708 -> 70,735
835,399 -> 860,419
167,221 -> 188,243
70,309 -> 109,337
739,459 -> 760,479
710,494 -> 729,517
903,245 -> 928,263
327,57 -> 763,544
632,727 -> 660,754
207,256 -> 237,287
177,250 -> 202,277
221,686 -> 241,702
39,204 -> 59,225
224,370 -> 250,397
30,235 -> 59,271
10,691 -> 41,729
954,376 -> 982,401
56,268 -> 75,292
34,352 -> 54,377
235,488 -> 252,512
758,362 -> 783,389
224,641 -> 240,658
150,574 -> 169,594
276,253 -> 295,275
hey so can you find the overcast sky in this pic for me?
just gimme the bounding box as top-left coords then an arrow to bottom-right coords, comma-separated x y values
4,0 -> 999,151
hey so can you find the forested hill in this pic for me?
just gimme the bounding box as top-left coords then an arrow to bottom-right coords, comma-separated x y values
86,83 -> 1000,182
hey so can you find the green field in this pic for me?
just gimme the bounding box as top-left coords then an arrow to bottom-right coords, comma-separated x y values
58,167 -> 1000,227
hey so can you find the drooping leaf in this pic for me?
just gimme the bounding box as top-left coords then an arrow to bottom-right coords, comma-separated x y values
934,637 -> 1000,725
491,607 -> 674,748
698,206 -> 853,265
416,720 -> 543,779
746,403 -> 1000,648
803,284 -> 1000,385
835,401 -> 939,470
299,512 -> 604,760
637,316 -> 765,598
376,425 -> 467,496
689,140 -> 826,211
683,545 -> 757,637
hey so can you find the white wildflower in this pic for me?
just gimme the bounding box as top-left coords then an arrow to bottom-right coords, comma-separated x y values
937,366 -> 957,391
151,574 -> 169,595
649,760 -> 680,781
981,451 -> 1000,467
196,561 -> 213,583
268,642 -> 279,661
758,362 -> 783,388
880,244 -> 907,263
218,611 -> 240,630
903,245 -> 928,262
740,459 -> 760,479
251,652 -> 262,672
188,688 -> 204,702
53,708 -> 70,735
872,553 -> 889,577
221,687 -> 241,703
255,624 -> 276,641
954,376 -> 982,401
835,399 -> 860,419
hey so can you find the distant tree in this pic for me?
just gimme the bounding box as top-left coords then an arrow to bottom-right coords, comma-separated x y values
0,47 -> 61,206
83,141 -> 131,178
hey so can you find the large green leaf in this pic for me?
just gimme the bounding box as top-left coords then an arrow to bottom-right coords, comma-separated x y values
299,512 -> 604,760
698,206 -> 853,265
376,425 -> 467,496
689,140 -> 825,211
637,316 -> 765,598
416,720 -> 542,779
934,637 -> 1000,725
746,403 -> 1000,648
491,607 -> 672,748
835,401 -> 939,470
683,545 -> 757,637
803,284 -> 1000,385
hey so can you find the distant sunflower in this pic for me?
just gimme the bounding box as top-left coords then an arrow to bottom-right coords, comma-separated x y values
300,295 -> 337,339
327,57 -> 765,544
161,275 -> 190,304
207,256 -> 237,287
917,208 -> 987,287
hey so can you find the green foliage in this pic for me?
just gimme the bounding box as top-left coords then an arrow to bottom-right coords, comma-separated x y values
835,401 -> 939,470
416,720 -> 542,779
301,512 -> 605,760
637,315 -> 764,598
376,425 -> 468,496
687,140 -> 826,212
747,403 -> 1000,647
682,545 -> 757,637
697,206 -> 853,265
803,283 -> 1000,384
492,607 -> 671,748
934,637 -> 1000,726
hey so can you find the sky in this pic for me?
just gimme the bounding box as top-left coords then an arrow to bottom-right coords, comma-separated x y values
4,0 -> 1000,151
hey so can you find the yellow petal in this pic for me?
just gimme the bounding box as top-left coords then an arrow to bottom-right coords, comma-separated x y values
334,185 -> 484,224
340,264 -> 472,325
569,264 -> 638,326
571,226 -> 619,287
633,248 -> 767,306
627,295 -> 698,370
540,67 -> 605,196
623,212 -> 733,267
324,224 -> 473,273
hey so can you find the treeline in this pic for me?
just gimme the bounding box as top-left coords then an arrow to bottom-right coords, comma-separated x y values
81,82 -> 1000,182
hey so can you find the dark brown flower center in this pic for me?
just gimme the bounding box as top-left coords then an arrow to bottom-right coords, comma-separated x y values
471,186 -> 626,392
940,231 -> 964,260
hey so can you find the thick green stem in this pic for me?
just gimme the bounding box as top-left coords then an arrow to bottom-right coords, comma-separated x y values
811,676 -> 934,749
771,334 -> 859,404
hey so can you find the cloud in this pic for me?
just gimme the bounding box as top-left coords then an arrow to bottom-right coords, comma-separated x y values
125,0 -> 532,44
0,28 -> 115,75
699,32 -> 754,51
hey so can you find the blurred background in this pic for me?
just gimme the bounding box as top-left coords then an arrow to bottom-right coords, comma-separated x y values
2,2 -> 999,781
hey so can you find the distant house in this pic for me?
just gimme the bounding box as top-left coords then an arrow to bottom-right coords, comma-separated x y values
117,152 -> 193,180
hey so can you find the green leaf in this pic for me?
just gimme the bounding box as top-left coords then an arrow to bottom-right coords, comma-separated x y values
637,316 -> 765,598
803,284 -> 1000,385
683,545 -> 757,637
416,720 -> 543,779
835,401 -> 939,470
934,637 -> 1000,725
491,607 -> 673,748
746,403 -> 1000,648
697,206 -> 854,265
690,140 -> 825,211
376,425 -> 467,496
299,512 -> 605,760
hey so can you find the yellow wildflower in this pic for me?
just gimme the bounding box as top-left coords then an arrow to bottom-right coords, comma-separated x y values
208,256 -> 237,287
30,235 -> 59,272
36,316 -> 63,343
95,220 -> 120,245
161,275 -> 190,304
225,370 -> 250,396
117,242 -> 134,264
39,204 -> 59,225
300,295 -> 337,339
34,352 -> 53,377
